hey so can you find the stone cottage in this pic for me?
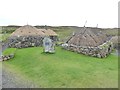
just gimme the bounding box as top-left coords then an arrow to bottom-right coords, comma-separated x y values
62,27 -> 113,58
8,25 -> 45,48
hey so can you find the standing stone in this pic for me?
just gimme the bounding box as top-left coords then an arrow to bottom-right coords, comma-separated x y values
43,37 -> 55,53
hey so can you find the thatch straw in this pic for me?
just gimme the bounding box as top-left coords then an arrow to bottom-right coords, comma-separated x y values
11,25 -> 45,37
67,27 -> 108,47
38,29 -> 57,36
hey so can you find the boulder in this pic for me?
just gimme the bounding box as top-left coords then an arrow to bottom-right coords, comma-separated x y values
97,54 -> 101,58
9,54 -> 14,58
4,57 -> 8,61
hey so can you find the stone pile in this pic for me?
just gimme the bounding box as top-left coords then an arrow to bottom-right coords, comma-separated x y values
8,36 -> 44,48
62,41 -> 113,58
1,54 -> 14,61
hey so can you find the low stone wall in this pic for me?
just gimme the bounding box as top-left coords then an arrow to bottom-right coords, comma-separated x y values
62,41 -> 113,58
8,36 -> 44,48
1,54 -> 14,61
8,36 -> 58,48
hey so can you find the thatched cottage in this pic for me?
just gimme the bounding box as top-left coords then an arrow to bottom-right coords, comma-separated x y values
8,25 -> 58,48
62,27 -> 113,58
38,29 -> 58,41
8,25 -> 45,48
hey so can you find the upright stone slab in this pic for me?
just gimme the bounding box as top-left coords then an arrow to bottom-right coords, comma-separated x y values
43,37 -> 55,53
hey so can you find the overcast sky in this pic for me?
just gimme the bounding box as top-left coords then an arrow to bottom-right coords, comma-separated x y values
0,0 -> 119,28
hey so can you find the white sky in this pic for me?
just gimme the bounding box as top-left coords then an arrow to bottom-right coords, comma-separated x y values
0,0 -> 119,28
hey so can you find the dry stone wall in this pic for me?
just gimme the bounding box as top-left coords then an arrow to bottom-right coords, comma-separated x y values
8,36 -> 44,48
62,40 -> 113,58
1,54 -> 14,61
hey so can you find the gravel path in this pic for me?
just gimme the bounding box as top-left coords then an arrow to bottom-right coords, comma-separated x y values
0,64 -> 2,90
2,65 -> 39,88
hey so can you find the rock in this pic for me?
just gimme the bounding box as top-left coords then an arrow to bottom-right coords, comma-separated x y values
8,36 -> 47,48
92,54 -> 97,57
97,54 -> 101,58
9,54 -> 14,58
31,43 -> 35,46
7,57 -> 10,60
1,54 -> 14,61
4,58 -> 8,61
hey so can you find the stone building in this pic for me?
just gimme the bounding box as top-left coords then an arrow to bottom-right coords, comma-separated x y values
62,27 -> 113,58
8,25 -> 45,48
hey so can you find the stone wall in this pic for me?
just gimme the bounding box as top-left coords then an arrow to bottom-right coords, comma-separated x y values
62,40 -> 113,58
8,36 -> 44,48
1,54 -> 14,61
8,36 -> 58,48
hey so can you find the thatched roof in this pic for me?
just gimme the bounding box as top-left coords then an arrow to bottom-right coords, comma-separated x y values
11,25 -> 45,37
38,29 -> 57,36
66,27 -> 109,47
110,36 -> 119,44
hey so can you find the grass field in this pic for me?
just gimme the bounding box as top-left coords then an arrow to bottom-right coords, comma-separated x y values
2,47 -> 118,88
54,28 -> 74,42
103,29 -> 119,36
0,34 -> 10,41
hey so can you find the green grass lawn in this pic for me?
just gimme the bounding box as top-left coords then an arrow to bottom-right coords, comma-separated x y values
2,47 -> 118,88
103,29 -> 119,36
0,34 -> 10,41
54,28 -> 75,42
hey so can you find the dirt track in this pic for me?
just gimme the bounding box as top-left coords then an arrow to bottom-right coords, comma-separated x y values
2,65 -> 38,88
